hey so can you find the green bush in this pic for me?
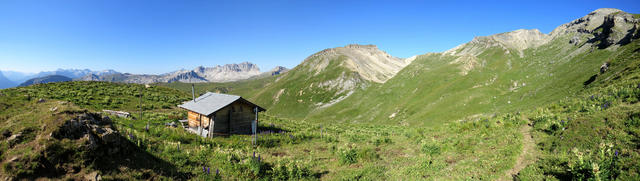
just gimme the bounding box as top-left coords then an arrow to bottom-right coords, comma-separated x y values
338,147 -> 358,165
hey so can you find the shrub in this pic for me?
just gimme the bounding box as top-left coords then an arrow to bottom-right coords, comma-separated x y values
338,147 -> 358,165
421,141 -> 441,156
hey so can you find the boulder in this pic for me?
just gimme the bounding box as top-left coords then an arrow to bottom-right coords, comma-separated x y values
569,36 -> 581,45
600,62 -> 609,74
7,132 -> 23,147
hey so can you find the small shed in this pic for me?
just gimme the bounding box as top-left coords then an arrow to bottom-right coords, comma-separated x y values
178,92 -> 265,137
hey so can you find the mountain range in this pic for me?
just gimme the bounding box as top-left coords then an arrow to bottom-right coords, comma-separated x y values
172,8 -> 638,126
1,62 -> 289,88
78,62 -> 288,84
1,8 -> 639,180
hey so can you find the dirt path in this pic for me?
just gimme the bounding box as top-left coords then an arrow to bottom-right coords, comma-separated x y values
501,124 -> 536,180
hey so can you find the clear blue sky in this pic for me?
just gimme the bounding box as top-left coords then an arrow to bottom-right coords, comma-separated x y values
1,0 -> 638,74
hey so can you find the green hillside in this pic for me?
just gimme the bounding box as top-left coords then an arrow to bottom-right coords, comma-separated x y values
17,81 -> 191,113
310,34 -> 620,126
3,8 -> 639,180
0,81 -> 530,180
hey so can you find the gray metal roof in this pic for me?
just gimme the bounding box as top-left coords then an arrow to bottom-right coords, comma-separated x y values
178,92 -> 265,116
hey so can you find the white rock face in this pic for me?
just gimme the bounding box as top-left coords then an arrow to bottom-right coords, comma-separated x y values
303,44 -> 414,83
192,62 -> 261,82
550,8 -> 624,37
445,29 -> 550,57
79,62 -> 272,84
439,8 -> 640,74
550,8 -> 639,48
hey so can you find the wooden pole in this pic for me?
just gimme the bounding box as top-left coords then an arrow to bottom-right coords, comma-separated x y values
199,114 -> 203,137
208,113 -> 215,138
253,107 -> 258,146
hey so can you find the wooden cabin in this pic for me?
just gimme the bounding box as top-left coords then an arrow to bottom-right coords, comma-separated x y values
178,92 -> 265,137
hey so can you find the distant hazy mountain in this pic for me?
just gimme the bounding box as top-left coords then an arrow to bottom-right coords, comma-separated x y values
0,71 -> 17,89
79,62 -> 286,84
1,70 -> 36,84
33,68 -> 119,79
19,75 -> 72,87
2,69 -> 119,86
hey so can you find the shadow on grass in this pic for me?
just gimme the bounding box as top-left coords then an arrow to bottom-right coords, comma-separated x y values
90,134 -> 193,180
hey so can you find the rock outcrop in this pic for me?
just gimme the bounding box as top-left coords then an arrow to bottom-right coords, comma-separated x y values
445,29 -> 551,57
51,113 -> 127,157
550,8 -> 640,48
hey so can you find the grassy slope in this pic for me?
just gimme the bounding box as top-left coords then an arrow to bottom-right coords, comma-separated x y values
0,81 -> 529,180
0,39 -> 636,179
0,89 -> 186,180
16,81 -> 191,112
516,40 -> 640,180
309,34 -> 615,127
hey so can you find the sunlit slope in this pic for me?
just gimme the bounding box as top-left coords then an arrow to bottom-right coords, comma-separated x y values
311,32 -> 636,126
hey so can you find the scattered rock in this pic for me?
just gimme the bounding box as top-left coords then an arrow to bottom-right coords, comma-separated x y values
50,107 -> 58,112
8,156 -> 19,164
37,98 -> 46,103
600,62 -> 609,74
102,110 -> 131,118
101,116 -> 111,124
7,132 -> 23,147
85,171 -> 102,181
165,122 -> 177,127
52,113 -> 126,157
569,36 -> 581,45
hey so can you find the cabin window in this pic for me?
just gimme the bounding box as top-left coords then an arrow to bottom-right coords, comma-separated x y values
231,106 -> 236,112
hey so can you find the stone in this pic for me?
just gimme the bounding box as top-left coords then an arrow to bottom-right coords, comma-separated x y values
102,130 -> 120,145
85,171 -> 102,181
37,98 -> 46,103
165,122 -> 177,127
85,134 -> 99,151
7,132 -> 23,146
569,36 -> 581,45
600,62 -> 609,74
101,116 -> 111,124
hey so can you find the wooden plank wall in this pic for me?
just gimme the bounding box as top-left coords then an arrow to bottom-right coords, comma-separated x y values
187,111 -> 210,128
211,102 -> 256,135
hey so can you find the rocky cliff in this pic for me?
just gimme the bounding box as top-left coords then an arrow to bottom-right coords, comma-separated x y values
78,62 -> 283,84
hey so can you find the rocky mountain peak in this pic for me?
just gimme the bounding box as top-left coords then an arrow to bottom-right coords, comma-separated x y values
591,8 -> 623,15
303,44 -> 414,83
445,28 -> 551,57
550,8 -> 638,39
269,66 -> 289,75
344,44 -> 378,49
